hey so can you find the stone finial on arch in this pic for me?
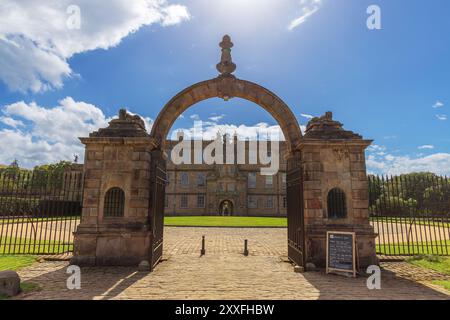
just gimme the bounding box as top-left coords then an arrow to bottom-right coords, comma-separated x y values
150,35 -> 303,152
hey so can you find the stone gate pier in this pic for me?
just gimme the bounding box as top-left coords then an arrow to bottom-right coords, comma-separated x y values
300,112 -> 378,268
71,110 -> 157,266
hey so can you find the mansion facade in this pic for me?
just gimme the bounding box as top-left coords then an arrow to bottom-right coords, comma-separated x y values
164,138 -> 288,216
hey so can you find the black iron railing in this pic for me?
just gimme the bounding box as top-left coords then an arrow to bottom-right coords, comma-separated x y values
0,170 -> 83,255
369,174 -> 450,256
0,169 -> 448,257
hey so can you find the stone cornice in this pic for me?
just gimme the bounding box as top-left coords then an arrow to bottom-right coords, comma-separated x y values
296,139 -> 373,150
79,136 -> 159,149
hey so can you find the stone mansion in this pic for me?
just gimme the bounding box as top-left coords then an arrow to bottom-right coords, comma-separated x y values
164,137 -> 288,216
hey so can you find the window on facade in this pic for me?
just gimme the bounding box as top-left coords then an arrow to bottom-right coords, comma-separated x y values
197,194 -> 205,208
180,194 -> 188,208
228,183 -> 235,192
327,188 -> 347,219
248,172 -> 257,189
265,175 -> 273,188
247,196 -> 257,208
104,187 -> 125,217
164,195 -> 169,208
181,172 -> 189,187
166,172 -> 170,186
266,196 -> 274,208
197,173 -> 206,187
282,173 -> 287,190
283,196 -> 287,208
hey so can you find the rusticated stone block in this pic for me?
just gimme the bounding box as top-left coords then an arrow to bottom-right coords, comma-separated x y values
85,169 -> 102,179
353,200 -> 369,209
130,199 -> 148,208
132,152 -> 140,161
87,151 -> 96,160
132,161 -> 149,170
84,179 -> 100,189
306,199 -> 322,209
304,181 -> 321,190
103,147 -> 117,160
351,180 -> 368,189
304,190 -> 322,199
139,152 -> 151,161
352,189 -> 368,200
138,189 -> 150,199
350,153 -> 364,162
350,161 -> 366,171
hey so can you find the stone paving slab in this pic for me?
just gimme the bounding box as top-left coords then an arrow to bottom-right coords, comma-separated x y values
13,227 -> 450,300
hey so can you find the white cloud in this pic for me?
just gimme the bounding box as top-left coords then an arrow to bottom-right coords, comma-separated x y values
288,0 -> 322,31
433,101 -> 444,108
300,113 -> 314,120
0,116 -> 24,128
367,144 -> 387,153
436,114 -> 447,121
0,0 -> 190,93
0,98 -> 152,168
367,145 -> 450,176
170,113 -> 286,141
418,145 -> 435,150
208,114 -> 226,122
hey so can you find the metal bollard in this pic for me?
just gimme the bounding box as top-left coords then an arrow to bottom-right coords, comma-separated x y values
201,235 -> 206,256
244,239 -> 249,256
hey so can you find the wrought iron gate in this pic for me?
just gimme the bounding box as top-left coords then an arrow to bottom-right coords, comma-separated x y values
149,149 -> 167,270
286,151 -> 306,269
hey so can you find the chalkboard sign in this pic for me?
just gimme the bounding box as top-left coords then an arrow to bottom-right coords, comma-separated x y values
326,231 -> 356,277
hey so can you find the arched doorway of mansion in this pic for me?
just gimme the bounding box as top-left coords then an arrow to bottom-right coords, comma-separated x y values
71,36 -> 378,272
219,200 -> 234,216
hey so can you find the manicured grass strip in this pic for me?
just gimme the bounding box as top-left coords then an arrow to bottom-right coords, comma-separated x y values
370,217 -> 450,228
432,280 -> 450,291
407,256 -> 450,275
0,237 -> 72,254
377,240 -> 450,256
164,216 -> 287,227
0,217 -> 80,224
0,255 -> 37,271
406,256 -> 450,293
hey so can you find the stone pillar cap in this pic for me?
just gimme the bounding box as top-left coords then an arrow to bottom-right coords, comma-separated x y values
304,112 -> 364,140
88,109 -> 149,138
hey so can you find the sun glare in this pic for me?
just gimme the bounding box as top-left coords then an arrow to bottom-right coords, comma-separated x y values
196,0 -> 286,35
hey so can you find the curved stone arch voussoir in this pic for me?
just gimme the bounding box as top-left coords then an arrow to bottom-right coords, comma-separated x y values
150,76 -> 303,151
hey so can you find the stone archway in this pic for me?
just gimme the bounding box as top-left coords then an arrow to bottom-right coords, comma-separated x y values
219,200 -> 234,216
150,77 -> 303,152
148,35 -> 306,270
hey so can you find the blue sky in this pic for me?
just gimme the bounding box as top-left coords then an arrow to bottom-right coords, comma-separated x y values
0,0 -> 449,174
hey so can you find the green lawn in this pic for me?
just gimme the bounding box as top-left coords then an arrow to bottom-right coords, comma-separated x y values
0,255 -> 37,271
408,255 -> 450,275
164,216 -> 287,227
407,255 -> 450,293
0,216 -> 80,224
370,217 -> 450,228
0,236 -> 72,254
377,240 -> 450,256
